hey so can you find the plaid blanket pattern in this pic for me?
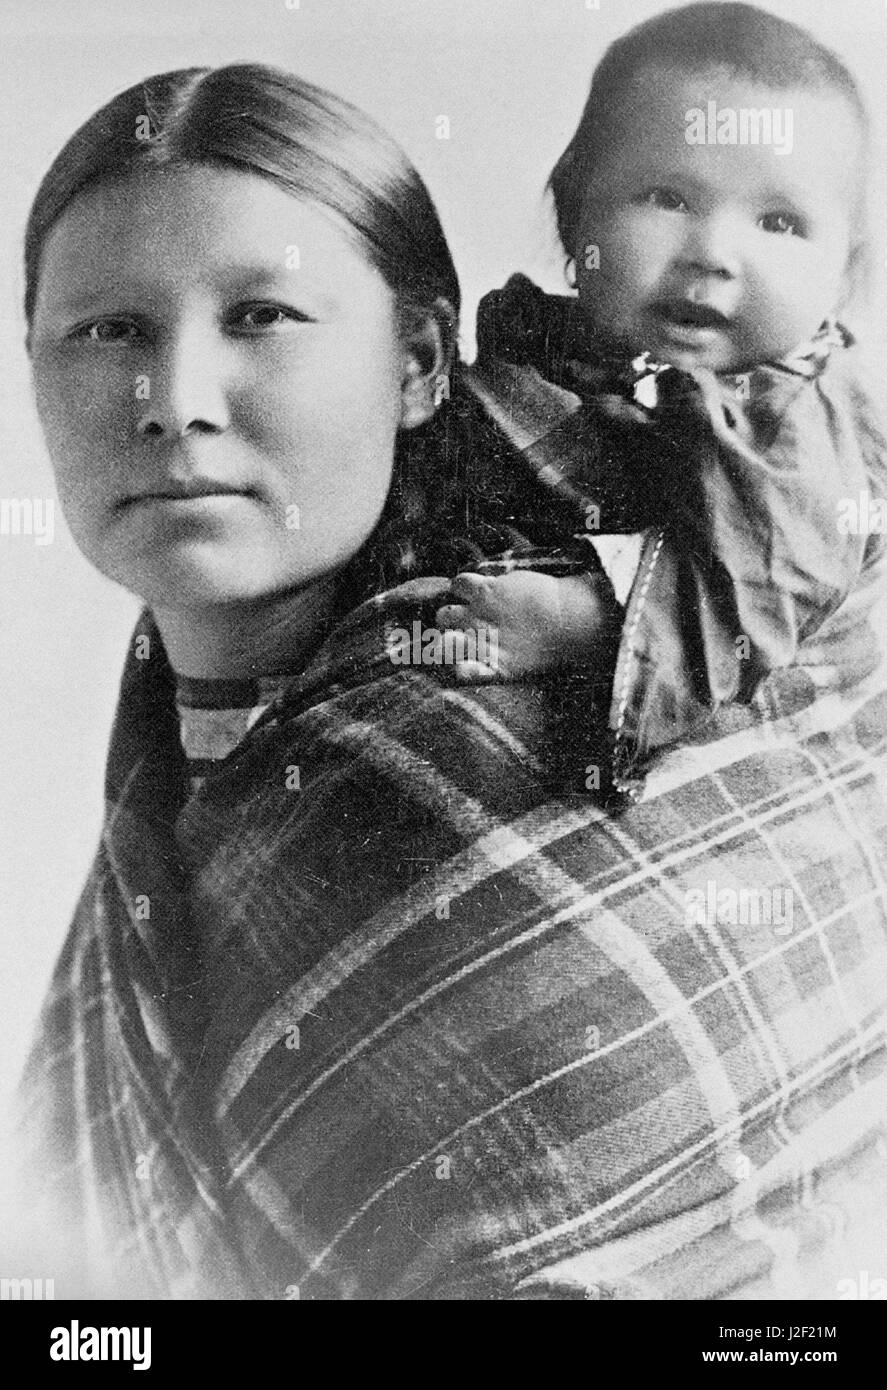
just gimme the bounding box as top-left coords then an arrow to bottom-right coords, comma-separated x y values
16,569 -> 887,1299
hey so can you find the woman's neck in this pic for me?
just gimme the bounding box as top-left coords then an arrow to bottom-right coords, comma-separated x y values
150,574 -> 339,679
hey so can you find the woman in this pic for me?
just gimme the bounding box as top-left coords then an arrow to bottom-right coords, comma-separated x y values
17,63 -> 887,1301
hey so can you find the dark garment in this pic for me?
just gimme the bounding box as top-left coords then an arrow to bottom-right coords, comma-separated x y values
460,275 -> 887,793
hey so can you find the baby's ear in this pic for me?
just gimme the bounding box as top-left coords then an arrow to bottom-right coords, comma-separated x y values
399,297 -> 457,430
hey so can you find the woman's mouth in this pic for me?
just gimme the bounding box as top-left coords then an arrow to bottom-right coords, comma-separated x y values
117,480 -> 257,511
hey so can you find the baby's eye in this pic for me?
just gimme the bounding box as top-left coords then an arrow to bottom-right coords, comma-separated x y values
72,318 -> 144,345
642,187 -> 689,213
229,302 -> 312,333
758,210 -> 803,237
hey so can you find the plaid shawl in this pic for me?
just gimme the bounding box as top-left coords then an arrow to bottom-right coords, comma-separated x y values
15,278 -> 887,1298
16,566 -> 887,1299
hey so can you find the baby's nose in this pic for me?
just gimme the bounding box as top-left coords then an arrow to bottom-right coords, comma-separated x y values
678,212 -> 742,279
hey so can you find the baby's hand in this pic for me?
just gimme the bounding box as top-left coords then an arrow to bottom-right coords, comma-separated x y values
434,569 -> 618,683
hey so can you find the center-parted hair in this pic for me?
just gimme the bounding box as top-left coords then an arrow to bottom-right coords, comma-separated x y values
24,63 -> 467,599
24,63 -> 460,352
548,2 -> 871,265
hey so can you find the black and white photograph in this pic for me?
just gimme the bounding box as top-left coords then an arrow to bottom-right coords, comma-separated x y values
2,0 -> 887,1343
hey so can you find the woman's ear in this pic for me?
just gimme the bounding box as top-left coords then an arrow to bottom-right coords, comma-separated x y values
399,297 -> 457,430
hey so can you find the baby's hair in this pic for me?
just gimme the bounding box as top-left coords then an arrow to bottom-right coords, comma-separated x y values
24,63 -> 460,362
549,1 -> 871,283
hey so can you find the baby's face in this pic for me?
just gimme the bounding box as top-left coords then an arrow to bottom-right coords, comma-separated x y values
573,66 -> 860,372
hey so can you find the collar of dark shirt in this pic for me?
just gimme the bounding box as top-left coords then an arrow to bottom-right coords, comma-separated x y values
476,271 -> 852,404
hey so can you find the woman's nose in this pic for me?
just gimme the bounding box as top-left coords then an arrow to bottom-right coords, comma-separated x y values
677,212 -> 742,280
136,327 -> 231,439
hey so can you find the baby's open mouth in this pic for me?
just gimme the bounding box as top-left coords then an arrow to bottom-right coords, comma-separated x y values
654,300 -> 730,331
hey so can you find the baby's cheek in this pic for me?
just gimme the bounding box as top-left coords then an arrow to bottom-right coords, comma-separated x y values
579,228 -> 657,323
742,273 -> 817,358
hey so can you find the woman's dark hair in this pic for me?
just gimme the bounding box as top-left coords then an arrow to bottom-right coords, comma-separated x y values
25,62 -> 459,354
25,63 -> 467,598
549,2 -> 871,267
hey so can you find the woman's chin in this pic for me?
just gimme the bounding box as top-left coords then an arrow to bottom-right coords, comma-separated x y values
101,551 -> 312,611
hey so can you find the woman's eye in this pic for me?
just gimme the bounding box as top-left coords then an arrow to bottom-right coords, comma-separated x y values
230,302 -> 311,333
643,187 -> 689,213
759,210 -> 802,236
73,319 -> 144,345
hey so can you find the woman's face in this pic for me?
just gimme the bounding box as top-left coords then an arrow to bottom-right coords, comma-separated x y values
29,164 -> 414,608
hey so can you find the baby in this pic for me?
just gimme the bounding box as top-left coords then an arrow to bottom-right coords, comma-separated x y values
435,2 -> 887,775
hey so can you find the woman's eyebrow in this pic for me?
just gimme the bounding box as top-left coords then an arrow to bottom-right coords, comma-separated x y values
36,287 -> 135,318
223,268 -> 340,312
40,271 -> 341,318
